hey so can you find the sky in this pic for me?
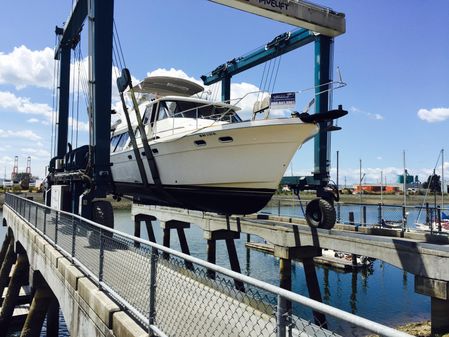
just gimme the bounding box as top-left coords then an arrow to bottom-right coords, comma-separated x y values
0,0 -> 448,186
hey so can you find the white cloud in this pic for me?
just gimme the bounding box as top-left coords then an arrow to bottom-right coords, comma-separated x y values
417,107 -> 449,123
68,117 -> 89,132
0,129 -> 41,141
0,45 -> 54,90
27,118 -> 40,123
0,91 -> 53,119
350,106 -> 384,120
20,148 -> 51,158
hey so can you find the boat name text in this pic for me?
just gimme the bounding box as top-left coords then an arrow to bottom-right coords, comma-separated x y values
199,132 -> 217,138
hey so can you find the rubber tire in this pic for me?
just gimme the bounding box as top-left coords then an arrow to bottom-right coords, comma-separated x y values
89,200 -> 114,246
305,198 -> 336,229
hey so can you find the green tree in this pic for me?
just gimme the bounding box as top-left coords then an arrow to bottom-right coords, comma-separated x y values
422,174 -> 441,193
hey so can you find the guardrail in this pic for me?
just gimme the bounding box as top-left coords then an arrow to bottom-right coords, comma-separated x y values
267,198 -> 449,229
4,193 -> 412,337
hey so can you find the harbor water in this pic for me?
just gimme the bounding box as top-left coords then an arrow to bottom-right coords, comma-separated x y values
0,205 -> 432,336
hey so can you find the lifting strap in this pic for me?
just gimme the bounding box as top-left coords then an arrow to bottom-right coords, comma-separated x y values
117,69 -> 173,201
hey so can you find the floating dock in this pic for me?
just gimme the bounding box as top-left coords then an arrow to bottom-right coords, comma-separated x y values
245,242 -> 369,271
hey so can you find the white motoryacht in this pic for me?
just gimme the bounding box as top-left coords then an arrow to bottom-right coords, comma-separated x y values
110,76 -> 319,214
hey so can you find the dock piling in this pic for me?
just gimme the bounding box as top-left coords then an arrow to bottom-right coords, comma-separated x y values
20,273 -> 57,337
0,243 -> 29,335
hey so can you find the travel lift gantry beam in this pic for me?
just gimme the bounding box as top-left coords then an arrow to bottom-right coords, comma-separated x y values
202,1 -> 347,230
50,0 -> 114,223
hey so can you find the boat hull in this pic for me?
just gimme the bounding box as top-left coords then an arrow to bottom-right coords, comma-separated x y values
114,182 -> 274,214
111,119 -> 318,214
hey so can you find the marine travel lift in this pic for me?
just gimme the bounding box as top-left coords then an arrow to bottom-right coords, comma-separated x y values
47,0 -> 114,224
203,0 -> 348,229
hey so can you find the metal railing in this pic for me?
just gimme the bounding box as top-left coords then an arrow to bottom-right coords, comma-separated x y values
4,193 -> 412,337
267,197 -> 449,230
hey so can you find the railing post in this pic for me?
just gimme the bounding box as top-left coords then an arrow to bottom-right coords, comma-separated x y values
54,212 -> 59,244
437,206 -> 442,232
362,206 -> 367,226
426,203 -> 431,233
34,204 -> 38,228
402,205 -> 406,231
99,231 -> 105,286
278,200 -> 281,216
349,211 -> 356,231
71,217 -> 77,258
148,249 -> 158,335
276,294 -> 287,337
377,203 -> 382,225
43,209 -> 47,235
28,202 -> 31,222
336,202 -> 341,223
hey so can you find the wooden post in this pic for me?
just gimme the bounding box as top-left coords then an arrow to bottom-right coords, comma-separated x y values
349,211 -> 356,231
303,258 -> 327,328
176,227 -> 194,271
0,247 -> 29,335
0,239 -> 16,299
145,220 -> 156,243
225,239 -> 245,292
46,297 -> 59,337
206,239 -> 216,280
0,233 -> 11,267
20,274 -> 57,337
162,227 -> 170,260
133,218 -> 141,248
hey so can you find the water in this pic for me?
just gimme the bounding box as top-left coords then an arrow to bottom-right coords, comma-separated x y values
114,208 -> 430,335
0,206 -> 431,336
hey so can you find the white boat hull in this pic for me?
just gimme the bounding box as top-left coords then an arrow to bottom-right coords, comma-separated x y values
111,119 -> 318,214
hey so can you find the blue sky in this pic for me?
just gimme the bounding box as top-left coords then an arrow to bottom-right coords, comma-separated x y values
0,0 -> 448,185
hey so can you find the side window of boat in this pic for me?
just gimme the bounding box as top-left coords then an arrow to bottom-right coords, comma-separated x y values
157,101 -> 170,121
143,104 -> 155,125
115,133 -> 129,152
110,134 -> 122,153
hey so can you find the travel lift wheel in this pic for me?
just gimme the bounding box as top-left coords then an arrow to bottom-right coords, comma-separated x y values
305,198 -> 336,229
88,200 -> 114,246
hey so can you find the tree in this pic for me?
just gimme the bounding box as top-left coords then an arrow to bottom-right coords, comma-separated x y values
422,174 -> 441,193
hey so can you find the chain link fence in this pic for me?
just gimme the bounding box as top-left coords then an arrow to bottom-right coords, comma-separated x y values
267,197 -> 449,231
4,193 -> 413,337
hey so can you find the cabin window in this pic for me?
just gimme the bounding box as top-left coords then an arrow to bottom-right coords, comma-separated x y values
157,101 -> 172,120
155,100 -> 242,122
115,133 -> 129,152
110,134 -> 122,152
143,104 -> 157,126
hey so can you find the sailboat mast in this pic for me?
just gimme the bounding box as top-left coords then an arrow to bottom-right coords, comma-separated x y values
442,148 -> 445,209
403,150 -> 406,208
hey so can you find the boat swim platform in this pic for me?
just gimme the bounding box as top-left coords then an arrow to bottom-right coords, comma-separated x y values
132,204 -> 449,282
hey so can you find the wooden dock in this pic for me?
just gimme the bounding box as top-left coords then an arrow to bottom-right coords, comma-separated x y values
245,242 -> 369,271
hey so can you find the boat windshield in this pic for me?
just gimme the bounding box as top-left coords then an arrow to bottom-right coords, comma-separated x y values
156,100 -> 242,123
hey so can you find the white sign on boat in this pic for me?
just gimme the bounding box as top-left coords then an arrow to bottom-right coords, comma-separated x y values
270,92 -> 296,109
209,0 -> 346,37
